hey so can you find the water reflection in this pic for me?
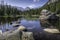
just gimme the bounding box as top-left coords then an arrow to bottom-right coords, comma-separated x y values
20,19 -> 43,32
0,17 -> 20,24
0,17 -> 42,32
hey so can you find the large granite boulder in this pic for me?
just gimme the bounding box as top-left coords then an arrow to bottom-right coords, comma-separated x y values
0,29 -> 20,40
40,9 -> 51,16
18,26 -> 27,31
39,9 -> 59,28
43,28 -> 60,33
22,32 -> 34,40
0,26 -> 34,40
39,9 -> 51,27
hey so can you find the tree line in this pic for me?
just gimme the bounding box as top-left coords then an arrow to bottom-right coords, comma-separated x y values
0,5 -> 21,17
0,0 -> 60,17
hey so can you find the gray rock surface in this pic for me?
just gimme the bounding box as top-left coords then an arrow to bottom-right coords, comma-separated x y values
0,26 -> 34,40
22,32 -> 34,40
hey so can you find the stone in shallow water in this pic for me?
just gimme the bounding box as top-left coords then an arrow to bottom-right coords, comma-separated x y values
12,24 -> 20,27
0,30 -> 2,34
43,28 -> 60,33
18,26 -> 26,31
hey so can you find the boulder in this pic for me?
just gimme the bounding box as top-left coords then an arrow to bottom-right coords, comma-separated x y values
39,9 -> 51,27
43,28 -> 60,33
22,32 -> 34,40
12,24 -> 20,27
0,30 -> 2,34
40,9 -> 50,16
18,26 -> 27,31
0,25 -> 34,40
0,30 -> 21,40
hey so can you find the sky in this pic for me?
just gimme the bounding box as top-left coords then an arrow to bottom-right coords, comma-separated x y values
0,0 -> 48,8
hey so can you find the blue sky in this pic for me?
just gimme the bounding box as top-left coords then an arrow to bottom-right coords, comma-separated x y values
0,0 -> 48,8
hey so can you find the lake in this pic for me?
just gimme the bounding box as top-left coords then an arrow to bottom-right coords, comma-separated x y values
0,17 -> 43,33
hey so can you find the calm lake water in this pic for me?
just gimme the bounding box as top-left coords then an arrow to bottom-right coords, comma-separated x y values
0,17 -> 43,32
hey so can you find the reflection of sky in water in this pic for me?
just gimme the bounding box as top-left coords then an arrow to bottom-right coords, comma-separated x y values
20,19 -> 42,32
0,19 -> 43,32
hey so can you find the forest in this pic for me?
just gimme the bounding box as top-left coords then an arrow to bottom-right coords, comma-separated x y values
0,0 -> 60,17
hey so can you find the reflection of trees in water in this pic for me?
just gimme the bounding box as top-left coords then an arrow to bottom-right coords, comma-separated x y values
0,17 -> 21,31
0,17 -> 20,24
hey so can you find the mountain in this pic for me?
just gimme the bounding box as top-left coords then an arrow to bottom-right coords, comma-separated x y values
25,7 -> 30,10
15,7 -> 30,11
16,7 -> 24,11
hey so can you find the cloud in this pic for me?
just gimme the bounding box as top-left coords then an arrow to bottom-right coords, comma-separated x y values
33,0 -> 40,2
33,0 -> 36,2
28,4 -> 35,8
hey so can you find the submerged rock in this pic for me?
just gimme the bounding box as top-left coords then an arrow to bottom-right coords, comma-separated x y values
12,24 -> 20,27
0,30 -> 2,34
18,26 -> 27,31
10,22 -> 13,25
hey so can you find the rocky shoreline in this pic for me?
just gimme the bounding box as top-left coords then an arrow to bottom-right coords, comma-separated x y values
0,25 -> 60,40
